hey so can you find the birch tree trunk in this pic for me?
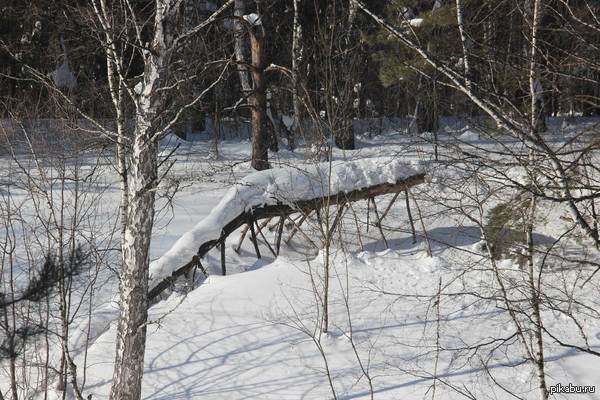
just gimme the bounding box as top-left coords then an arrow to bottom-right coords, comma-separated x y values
110,125 -> 158,400
526,197 -> 549,400
527,2 -> 549,397
109,2 -> 166,397
290,0 -> 303,150
109,82 -> 160,400
37,1 -> 235,398
234,0 -> 252,94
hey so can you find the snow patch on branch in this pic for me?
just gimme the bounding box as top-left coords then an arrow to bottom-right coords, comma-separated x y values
243,13 -> 262,26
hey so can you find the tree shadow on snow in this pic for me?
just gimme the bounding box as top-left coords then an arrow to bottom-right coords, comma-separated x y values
362,225 -> 556,256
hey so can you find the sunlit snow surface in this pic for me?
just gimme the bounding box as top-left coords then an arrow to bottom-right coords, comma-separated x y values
2,121 -> 599,399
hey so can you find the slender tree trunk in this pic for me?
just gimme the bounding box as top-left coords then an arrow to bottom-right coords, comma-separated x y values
109,125 -> 158,400
455,0 -> 471,92
2,297 -> 18,400
234,0 -> 252,94
526,199 -> 549,400
56,178 -> 67,397
249,21 -> 269,170
290,0 -> 303,150
2,224 -> 19,400
266,95 -> 280,152
527,2 -> 549,398
322,240 -> 330,333
109,3 -> 165,396
529,0 -> 546,134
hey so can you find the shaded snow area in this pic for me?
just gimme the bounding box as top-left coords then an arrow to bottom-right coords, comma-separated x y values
51,60 -> 77,90
159,132 -> 192,150
149,157 -> 423,288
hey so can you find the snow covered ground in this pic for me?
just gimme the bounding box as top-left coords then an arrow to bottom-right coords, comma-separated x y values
2,126 -> 600,399
82,249 -> 600,399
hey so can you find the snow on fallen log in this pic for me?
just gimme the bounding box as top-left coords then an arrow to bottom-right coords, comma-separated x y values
148,157 -> 425,298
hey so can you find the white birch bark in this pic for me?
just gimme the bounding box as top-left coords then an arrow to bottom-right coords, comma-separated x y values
235,0 -> 252,94
109,127 -> 158,400
527,1 -> 549,398
290,0 -> 303,150
455,0 -> 471,91
106,1 -> 235,398
108,2 -> 183,398
109,9 -> 164,397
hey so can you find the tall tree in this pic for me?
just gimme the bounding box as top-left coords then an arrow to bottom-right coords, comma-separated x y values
290,0 -> 303,150
86,1 -> 234,398
246,13 -> 270,170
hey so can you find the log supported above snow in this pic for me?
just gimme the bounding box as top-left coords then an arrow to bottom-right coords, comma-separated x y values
148,157 -> 426,300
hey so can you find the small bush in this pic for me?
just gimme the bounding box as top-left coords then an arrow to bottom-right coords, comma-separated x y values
483,192 -> 532,264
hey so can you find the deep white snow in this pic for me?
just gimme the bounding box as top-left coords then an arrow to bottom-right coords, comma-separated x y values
2,121 -> 600,400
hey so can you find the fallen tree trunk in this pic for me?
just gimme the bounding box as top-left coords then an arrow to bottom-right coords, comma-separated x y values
148,172 -> 425,301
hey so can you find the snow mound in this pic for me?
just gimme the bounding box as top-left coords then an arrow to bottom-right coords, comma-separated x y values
51,60 -> 77,90
160,133 -> 190,149
458,130 -> 480,141
409,18 -> 424,27
148,157 -> 424,287
420,131 -> 435,141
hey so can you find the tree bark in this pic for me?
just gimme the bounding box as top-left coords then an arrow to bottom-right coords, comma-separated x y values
234,0 -> 252,94
526,197 -> 549,400
290,0 -> 303,150
110,124 -> 158,400
249,21 -> 269,170
108,1 -> 164,397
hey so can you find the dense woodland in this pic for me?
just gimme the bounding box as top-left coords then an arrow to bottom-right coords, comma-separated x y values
3,1 -> 600,144
2,1 -> 600,400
